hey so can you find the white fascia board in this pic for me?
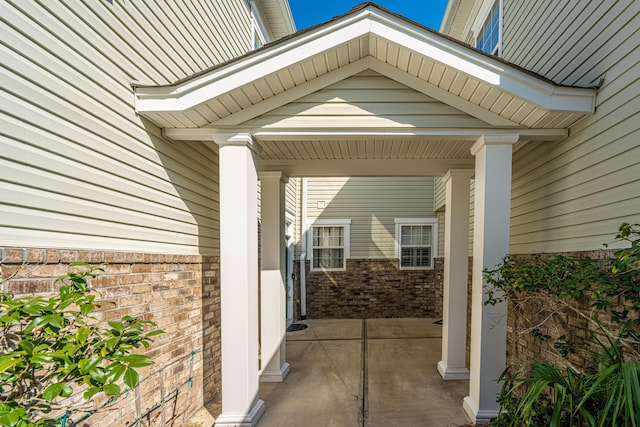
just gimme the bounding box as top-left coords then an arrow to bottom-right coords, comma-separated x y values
368,13 -> 596,113
258,158 -> 475,177
162,127 -> 567,142
136,12 -> 373,113
137,6 -> 595,116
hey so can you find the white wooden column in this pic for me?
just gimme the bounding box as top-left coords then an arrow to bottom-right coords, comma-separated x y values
438,169 -> 473,380
215,133 -> 264,427
463,135 -> 518,424
258,172 -> 291,382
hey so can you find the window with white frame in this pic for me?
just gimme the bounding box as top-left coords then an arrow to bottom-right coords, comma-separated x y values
475,0 -> 501,55
250,1 -> 268,50
395,218 -> 437,269
309,220 -> 350,270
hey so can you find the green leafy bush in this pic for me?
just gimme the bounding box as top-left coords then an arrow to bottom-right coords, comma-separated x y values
485,224 -> 640,427
0,263 -> 163,426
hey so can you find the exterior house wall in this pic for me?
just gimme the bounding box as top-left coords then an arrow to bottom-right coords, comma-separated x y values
303,176 -> 441,318
0,1 -> 276,424
440,0 -> 639,376
0,247 -> 221,426
306,177 -> 436,259
433,177 -> 475,256
504,0 -> 640,254
1,1 -> 254,255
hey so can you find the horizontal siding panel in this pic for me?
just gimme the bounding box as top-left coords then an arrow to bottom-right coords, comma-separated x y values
244,115 -> 488,128
0,1 -> 252,254
1,159 -> 216,227
505,0 -> 640,253
300,89 -> 436,103
264,102 -> 463,116
306,177 -> 435,259
246,71 -> 486,128
2,183 -> 216,235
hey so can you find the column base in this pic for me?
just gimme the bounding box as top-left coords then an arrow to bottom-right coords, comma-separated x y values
437,361 -> 470,380
259,362 -> 291,382
463,396 -> 500,425
215,399 -> 265,427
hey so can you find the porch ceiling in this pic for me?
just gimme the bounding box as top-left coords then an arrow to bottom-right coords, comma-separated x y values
134,3 -> 596,176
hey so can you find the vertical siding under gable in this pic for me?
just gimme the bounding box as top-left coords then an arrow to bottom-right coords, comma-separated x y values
0,1 -> 252,255
306,177 -> 436,259
503,0 -> 640,253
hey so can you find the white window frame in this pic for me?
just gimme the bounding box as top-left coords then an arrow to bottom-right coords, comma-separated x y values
250,0 -> 270,50
472,0 -> 502,56
394,218 -> 438,270
308,219 -> 351,271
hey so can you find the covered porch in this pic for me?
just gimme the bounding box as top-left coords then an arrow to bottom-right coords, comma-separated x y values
134,4 -> 595,425
259,318 -> 470,427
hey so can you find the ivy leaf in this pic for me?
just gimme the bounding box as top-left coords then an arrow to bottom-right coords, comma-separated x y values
105,362 -> 126,382
43,383 -> 64,402
75,327 -> 90,344
0,357 -> 19,374
103,383 -> 120,397
105,336 -> 120,352
123,368 -> 139,389
30,354 -> 53,365
83,386 -> 101,400
108,321 -> 123,332
121,354 -> 154,368
79,355 -> 101,374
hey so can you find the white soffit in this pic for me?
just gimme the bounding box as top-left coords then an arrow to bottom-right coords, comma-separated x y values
135,4 -> 596,131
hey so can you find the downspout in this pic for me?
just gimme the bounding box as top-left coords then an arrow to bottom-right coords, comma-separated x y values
299,178 -> 308,319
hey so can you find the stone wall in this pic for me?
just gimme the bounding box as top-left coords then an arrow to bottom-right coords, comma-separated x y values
0,247 -> 221,427
305,258 -> 444,319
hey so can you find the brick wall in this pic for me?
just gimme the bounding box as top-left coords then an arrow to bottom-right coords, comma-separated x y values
503,249 -> 628,371
305,258 -> 444,319
0,247 -> 221,427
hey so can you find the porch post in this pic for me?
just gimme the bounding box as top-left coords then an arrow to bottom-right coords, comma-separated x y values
258,172 -> 291,382
438,169 -> 473,380
463,135 -> 518,424
215,133 -> 264,427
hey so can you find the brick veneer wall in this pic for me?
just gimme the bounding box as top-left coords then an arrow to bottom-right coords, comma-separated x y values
0,247 -> 221,427
503,250 -> 630,371
305,258 -> 444,319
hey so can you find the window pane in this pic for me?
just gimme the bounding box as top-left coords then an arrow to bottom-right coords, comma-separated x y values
313,248 -> 344,269
399,224 -> 433,268
476,0 -> 500,54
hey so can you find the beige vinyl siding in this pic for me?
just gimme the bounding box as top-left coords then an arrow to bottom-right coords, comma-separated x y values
241,70 -> 489,129
503,0 -> 640,253
434,177 -> 446,211
306,177 -> 435,259
432,178 -> 475,257
285,177 -> 298,217
285,177 -> 300,256
1,1 -> 253,255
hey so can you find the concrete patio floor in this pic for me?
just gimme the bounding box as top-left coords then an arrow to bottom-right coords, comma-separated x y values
258,318 -> 472,427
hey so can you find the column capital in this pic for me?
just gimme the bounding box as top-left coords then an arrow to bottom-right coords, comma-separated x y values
443,169 -> 474,185
258,171 -> 289,184
214,132 -> 261,154
470,134 -> 519,156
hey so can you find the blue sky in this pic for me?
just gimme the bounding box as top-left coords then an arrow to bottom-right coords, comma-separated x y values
289,1 -> 449,32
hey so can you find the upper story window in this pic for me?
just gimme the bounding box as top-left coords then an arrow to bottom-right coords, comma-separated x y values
475,0 -> 501,55
250,1 -> 268,50
310,219 -> 351,271
395,218 -> 438,269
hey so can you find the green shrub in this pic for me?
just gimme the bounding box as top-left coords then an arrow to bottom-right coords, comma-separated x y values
0,263 -> 163,426
485,224 -> 640,427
